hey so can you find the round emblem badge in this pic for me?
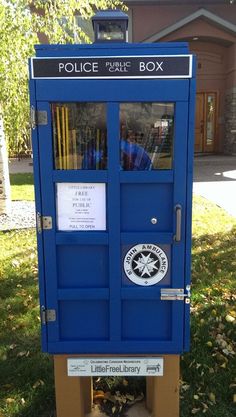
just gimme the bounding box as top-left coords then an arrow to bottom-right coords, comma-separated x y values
123,244 -> 168,286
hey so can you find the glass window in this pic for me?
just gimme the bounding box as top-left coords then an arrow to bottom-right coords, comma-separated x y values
52,103 -> 107,170
97,22 -> 125,41
120,103 -> 174,170
206,94 -> 216,146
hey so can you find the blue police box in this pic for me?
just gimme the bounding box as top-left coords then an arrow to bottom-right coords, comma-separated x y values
29,11 -> 196,355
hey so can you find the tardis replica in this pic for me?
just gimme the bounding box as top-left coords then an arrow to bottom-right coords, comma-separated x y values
29,10 -> 196,358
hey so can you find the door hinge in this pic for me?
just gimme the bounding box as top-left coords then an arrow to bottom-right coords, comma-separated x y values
36,212 -> 53,233
30,106 -> 48,129
161,285 -> 191,303
41,306 -> 56,324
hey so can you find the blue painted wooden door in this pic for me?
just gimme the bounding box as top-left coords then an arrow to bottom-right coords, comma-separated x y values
36,79 -> 189,354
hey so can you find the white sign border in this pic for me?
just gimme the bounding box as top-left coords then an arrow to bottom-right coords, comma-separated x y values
31,54 -> 193,79
67,357 -> 164,377
56,182 -> 106,231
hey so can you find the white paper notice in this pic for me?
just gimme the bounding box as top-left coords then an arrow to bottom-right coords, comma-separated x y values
56,183 -> 106,231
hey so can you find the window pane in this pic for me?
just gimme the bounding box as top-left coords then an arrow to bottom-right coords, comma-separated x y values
97,22 -> 125,41
52,103 -> 107,170
206,94 -> 216,146
120,103 -> 174,170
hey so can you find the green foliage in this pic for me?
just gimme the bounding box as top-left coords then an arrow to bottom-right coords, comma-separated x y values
0,0 -> 125,156
0,2 -> 36,155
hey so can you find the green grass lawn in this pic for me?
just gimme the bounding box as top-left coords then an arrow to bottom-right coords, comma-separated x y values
10,173 -> 35,201
0,229 -> 54,417
180,196 -> 236,417
0,196 -> 235,417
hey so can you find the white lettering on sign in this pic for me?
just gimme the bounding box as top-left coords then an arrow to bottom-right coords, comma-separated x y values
67,358 -> 164,376
58,61 -> 99,73
105,61 -> 131,73
56,183 -> 106,231
139,61 -> 164,72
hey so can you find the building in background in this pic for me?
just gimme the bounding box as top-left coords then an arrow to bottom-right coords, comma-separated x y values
125,0 -> 236,154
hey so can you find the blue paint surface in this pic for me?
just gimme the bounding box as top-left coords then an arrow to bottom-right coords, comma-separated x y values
29,42 -> 196,354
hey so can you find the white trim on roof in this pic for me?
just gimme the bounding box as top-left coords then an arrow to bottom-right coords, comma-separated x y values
143,8 -> 236,42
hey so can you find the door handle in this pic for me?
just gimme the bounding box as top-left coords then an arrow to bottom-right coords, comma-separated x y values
174,204 -> 182,242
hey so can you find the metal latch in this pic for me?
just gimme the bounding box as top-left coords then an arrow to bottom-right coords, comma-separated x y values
161,285 -> 191,303
36,213 -> 52,233
30,106 -> 48,129
41,306 -> 56,324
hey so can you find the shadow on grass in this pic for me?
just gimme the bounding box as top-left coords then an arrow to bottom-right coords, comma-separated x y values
10,173 -> 34,186
0,316 -> 55,417
0,230 -> 55,417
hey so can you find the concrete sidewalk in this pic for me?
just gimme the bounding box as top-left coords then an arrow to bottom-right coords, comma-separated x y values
9,158 -> 33,174
8,155 -> 236,218
193,155 -> 236,218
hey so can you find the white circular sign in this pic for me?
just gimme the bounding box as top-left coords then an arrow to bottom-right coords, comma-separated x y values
123,244 -> 168,286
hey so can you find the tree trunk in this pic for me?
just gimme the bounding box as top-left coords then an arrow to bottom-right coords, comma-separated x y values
0,104 -> 11,215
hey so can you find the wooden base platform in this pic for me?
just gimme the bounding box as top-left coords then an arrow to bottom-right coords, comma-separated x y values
54,355 -> 179,417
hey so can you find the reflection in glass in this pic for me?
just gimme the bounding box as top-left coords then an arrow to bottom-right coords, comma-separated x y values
52,103 -> 107,170
98,22 -> 125,41
206,95 -> 215,146
120,103 -> 174,170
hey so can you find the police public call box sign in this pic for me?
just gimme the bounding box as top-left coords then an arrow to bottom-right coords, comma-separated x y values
29,41 -> 196,360
31,55 -> 192,79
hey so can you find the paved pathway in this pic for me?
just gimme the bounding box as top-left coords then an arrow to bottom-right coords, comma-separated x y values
8,157 -> 33,174
4,155 -> 236,231
0,158 -> 35,231
0,201 -> 35,231
193,155 -> 236,218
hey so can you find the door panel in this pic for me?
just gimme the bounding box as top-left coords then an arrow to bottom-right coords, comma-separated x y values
121,183 -> 173,232
195,93 -> 204,152
57,245 -> 109,288
59,300 -> 109,340
205,93 -> 216,152
195,92 -> 217,152
37,82 -> 189,353
122,300 -> 172,340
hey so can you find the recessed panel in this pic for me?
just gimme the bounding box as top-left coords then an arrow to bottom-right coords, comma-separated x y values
60,301 -> 109,340
121,183 -> 173,232
122,300 -> 172,341
57,245 -> 108,288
